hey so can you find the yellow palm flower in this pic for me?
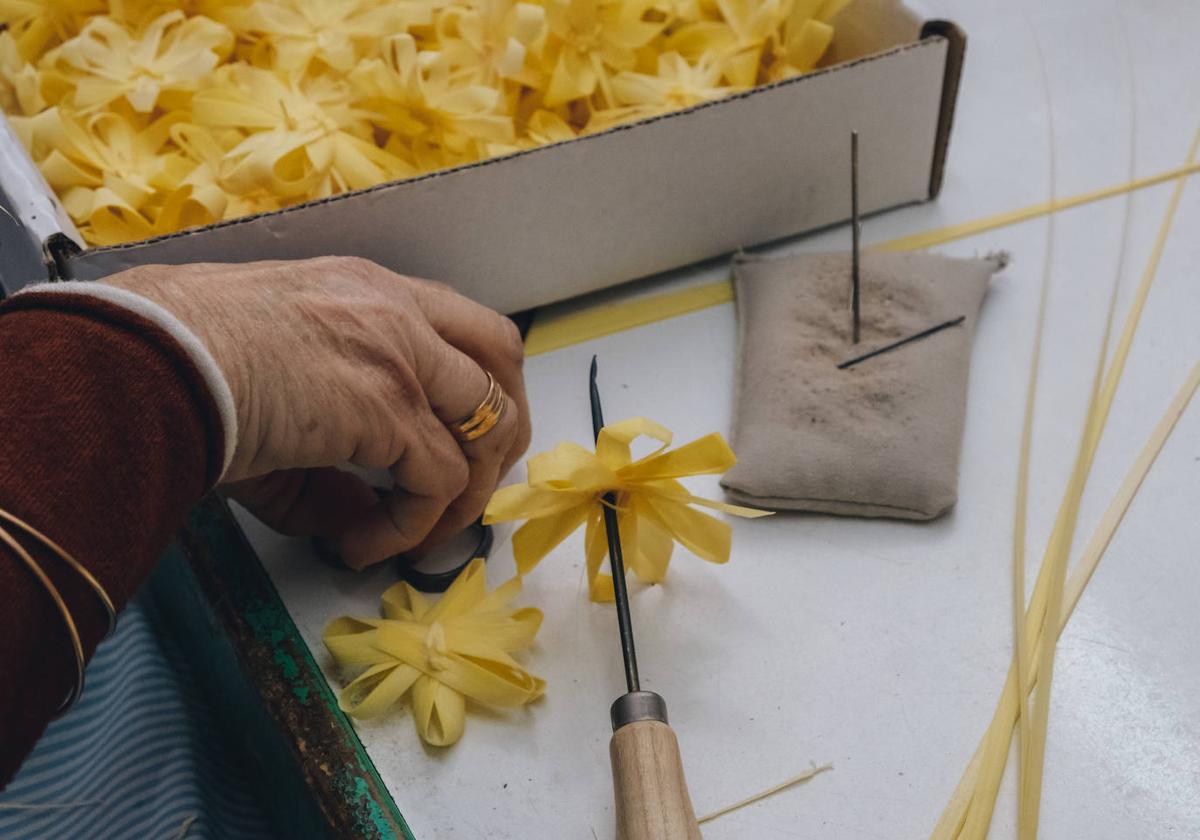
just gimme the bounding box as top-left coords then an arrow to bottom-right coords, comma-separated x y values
485,417 -> 769,602
589,50 -> 731,130
437,0 -> 547,86
352,33 -> 516,162
54,12 -> 233,113
524,107 -> 578,143
646,0 -> 714,24
0,0 -> 102,60
764,18 -> 832,82
763,0 -> 848,81
221,0 -> 437,74
539,0 -> 665,107
103,0 -> 245,31
192,64 -> 411,199
324,559 -> 545,747
662,0 -> 789,88
0,31 -> 46,115
12,106 -> 192,244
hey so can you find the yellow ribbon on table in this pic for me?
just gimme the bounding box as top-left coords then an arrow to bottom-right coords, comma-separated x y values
485,417 -> 770,603
323,558 -> 545,747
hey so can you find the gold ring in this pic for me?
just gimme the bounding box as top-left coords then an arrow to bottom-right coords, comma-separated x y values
450,372 -> 507,443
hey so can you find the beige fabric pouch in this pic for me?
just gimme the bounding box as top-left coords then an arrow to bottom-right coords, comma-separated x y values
720,250 -> 1000,520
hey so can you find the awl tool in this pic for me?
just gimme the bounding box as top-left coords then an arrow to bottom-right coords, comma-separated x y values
590,357 -> 703,840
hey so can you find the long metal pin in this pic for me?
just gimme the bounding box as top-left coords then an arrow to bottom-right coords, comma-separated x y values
589,356 -> 640,694
837,315 -> 965,370
850,130 -> 862,345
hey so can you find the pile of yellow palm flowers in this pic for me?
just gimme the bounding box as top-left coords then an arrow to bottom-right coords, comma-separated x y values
0,0 -> 849,245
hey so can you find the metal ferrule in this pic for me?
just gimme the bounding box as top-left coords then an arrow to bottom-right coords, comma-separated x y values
610,691 -> 668,732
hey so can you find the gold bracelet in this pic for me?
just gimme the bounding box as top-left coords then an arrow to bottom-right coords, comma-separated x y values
0,507 -> 116,637
0,522 -> 86,715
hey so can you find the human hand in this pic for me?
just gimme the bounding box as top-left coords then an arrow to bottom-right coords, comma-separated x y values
104,256 -> 531,569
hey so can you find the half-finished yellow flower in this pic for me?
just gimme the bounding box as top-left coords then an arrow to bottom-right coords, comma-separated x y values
323,559 -> 545,747
54,12 -> 233,113
485,417 -> 770,602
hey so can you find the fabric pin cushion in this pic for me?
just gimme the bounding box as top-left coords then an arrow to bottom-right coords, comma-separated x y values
721,249 -> 1006,520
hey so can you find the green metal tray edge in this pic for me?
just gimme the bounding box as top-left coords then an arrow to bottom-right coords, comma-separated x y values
152,494 -> 414,840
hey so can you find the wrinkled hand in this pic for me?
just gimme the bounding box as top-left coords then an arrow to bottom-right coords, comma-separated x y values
105,256 -> 531,569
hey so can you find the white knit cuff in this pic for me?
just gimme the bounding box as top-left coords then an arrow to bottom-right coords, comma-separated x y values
17,281 -> 238,481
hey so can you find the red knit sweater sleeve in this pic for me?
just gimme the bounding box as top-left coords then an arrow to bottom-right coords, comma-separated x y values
0,291 -> 226,787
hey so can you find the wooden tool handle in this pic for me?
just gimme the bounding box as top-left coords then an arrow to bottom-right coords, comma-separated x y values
610,719 -> 703,840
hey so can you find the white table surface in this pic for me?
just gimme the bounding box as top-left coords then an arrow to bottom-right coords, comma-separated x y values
237,2 -> 1200,837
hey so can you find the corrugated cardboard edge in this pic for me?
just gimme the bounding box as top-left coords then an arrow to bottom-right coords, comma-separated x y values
62,36 -> 952,267
921,19 -> 967,198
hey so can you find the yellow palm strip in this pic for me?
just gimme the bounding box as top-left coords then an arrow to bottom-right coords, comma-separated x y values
1018,127 -> 1198,840
523,161 -> 1200,357
930,362 -> 1199,840
698,763 -> 834,824
930,127 -> 1200,840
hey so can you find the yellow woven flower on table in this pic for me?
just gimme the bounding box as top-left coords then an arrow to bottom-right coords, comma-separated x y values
540,0 -> 665,107
352,34 -> 515,169
220,0 -> 436,74
192,64 -> 412,200
436,0 -> 547,86
485,418 -> 770,603
323,559 -> 545,747
53,12 -> 233,113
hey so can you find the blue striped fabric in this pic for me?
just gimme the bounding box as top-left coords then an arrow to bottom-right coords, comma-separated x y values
0,593 -> 273,839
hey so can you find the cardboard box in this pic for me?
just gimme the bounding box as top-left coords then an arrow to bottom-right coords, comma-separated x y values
0,0 -> 964,313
